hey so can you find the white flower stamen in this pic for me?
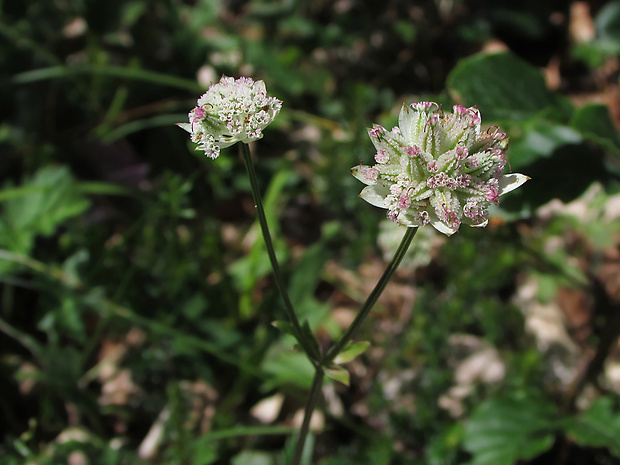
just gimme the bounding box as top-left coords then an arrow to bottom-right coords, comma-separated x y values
178,76 -> 282,159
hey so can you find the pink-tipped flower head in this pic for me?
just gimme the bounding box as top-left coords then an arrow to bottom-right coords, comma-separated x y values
351,102 -> 529,235
178,76 -> 282,159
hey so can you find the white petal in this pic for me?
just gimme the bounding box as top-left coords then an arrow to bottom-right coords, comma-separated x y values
176,123 -> 192,133
351,165 -> 377,186
498,173 -> 530,196
254,80 -> 267,93
427,209 -> 458,236
398,219 -> 419,228
431,218 -> 457,236
471,219 -> 489,228
359,184 -> 390,209
396,210 -> 421,227
216,139 -> 237,149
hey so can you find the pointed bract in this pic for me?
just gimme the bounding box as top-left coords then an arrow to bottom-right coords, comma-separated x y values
351,165 -> 379,186
352,102 -> 528,235
498,173 -> 530,195
359,184 -> 390,208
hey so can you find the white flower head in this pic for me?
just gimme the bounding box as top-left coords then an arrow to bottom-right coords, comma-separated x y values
178,76 -> 282,159
352,102 -> 529,236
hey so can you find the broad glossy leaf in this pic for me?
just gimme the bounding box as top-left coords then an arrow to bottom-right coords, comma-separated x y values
447,52 -> 556,122
571,103 -> 620,157
508,118 -> 582,170
596,1 -> 620,39
464,393 -> 557,465
565,396 -> 620,457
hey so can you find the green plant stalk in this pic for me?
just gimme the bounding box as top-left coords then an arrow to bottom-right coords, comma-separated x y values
324,226 -> 418,363
292,227 -> 418,464
292,367 -> 324,465
239,144 -> 313,358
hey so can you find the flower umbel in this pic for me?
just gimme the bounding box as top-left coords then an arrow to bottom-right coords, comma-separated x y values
178,76 -> 282,159
352,102 -> 529,235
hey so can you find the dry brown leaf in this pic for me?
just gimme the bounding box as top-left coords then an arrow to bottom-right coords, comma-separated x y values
250,393 -> 285,424
569,2 -> 595,44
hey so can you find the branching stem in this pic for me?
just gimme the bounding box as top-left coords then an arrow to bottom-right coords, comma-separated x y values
324,226 -> 418,363
240,144 -> 311,355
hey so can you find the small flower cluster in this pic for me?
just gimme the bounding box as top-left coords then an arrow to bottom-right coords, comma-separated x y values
352,102 -> 528,235
178,76 -> 282,159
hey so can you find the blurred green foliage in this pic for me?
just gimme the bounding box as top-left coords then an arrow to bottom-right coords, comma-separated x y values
2,1 -> 620,464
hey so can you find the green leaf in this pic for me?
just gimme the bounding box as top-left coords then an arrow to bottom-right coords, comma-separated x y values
100,114 -> 189,143
0,166 -> 90,275
283,240 -> 333,352
12,64 -> 202,92
565,396 -> 620,457
324,366 -> 350,386
58,298 -> 86,342
596,1 -> 620,40
300,320 -> 321,361
272,320 -> 320,363
332,341 -> 370,365
463,393 -> 557,465
0,184 -> 46,202
227,169 -> 292,317
272,320 -> 297,337
261,345 -> 314,390
571,1 -> 620,69
288,242 -> 331,321
570,103 -> 620,157
272,320 -> 319,361
231,451 -> 273,465
1,165 -> 89,237
182,294 -> 208,321
508,117 -> 582,170
190,437 -> 218,465
204,425 -> 294,440
76,181 -> 139,197
447,52 -> 556,121
427,423 -> 465,465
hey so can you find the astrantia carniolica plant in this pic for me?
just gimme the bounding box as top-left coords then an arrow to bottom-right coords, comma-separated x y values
352,102 -> 529,235
178,76 -> 282,159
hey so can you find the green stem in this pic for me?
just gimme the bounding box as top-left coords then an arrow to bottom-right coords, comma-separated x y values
292,367 -> 324,465
290,227 -> 417,464
239,144 -> 309,354
324,227 -> 418,363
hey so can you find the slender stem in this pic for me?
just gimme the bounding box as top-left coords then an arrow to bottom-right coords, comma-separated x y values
292,367 -> 324,465
561,276 -> 620,414
239,144 -> 308,351
324,226 -> 418,363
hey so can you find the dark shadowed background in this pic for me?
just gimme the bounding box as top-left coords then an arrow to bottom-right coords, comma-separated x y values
1,1 -> 620,464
